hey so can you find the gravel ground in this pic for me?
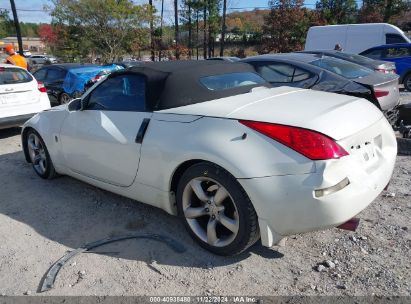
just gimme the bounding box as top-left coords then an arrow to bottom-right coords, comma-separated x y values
0,93 -> 410,297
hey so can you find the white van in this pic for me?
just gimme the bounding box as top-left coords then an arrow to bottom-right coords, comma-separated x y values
305,23 -> 411,54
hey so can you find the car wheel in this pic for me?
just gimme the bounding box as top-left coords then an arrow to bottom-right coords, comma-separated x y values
59,93 -> 72,104
176,162 -> 260,256
26,130 -> 57,179
404,73 -> 411,92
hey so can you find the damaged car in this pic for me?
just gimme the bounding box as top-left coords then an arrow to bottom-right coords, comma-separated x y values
21,61 -> 397,255
242,53 -> 400,125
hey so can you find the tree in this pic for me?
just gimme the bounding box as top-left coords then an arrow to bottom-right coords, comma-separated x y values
174,0 -> 180,59
50,0 -> 151,63
315,0 -> 357,24
149,0 -> 155,61
38,24 -> 57,44
219,0 -> 227,56
0,9 -> 12,38
358,0 -> 410,23
263,0 -> 310,53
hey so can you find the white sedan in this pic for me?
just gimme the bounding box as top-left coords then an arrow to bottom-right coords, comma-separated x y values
0,64 -> 50,129
21,61 -> 397,255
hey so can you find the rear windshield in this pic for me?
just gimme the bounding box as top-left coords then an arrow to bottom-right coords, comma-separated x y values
199,72 -> 266,91
334,52 -> 376,65
0,67 -> 33,85
310,57 -> 373,79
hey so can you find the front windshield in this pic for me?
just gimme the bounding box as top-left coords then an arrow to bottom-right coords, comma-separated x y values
310,57 -> 373,79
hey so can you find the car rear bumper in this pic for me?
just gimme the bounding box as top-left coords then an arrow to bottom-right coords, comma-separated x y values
0,113 -> 35,130
238,117 -> 397,247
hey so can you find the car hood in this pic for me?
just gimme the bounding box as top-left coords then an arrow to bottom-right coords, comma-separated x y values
354,72 -> 399,86
158,86 -> 383,140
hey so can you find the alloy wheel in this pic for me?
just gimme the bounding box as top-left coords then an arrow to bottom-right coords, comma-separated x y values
60,93 -> 71,104
27,133 -> 48,175
182,177 -> 239,247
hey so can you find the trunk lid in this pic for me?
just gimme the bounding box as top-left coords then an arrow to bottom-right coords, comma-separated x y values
159,86 -> 384,140
354,73 -> 400,111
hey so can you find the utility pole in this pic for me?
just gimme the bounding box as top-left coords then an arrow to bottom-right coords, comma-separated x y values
9,0 -> 23,54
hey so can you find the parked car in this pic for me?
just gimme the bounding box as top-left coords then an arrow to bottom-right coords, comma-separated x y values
0,64 -> 50,129
299,50 -> 396,74
241,54 -> 400,125
18,50 -> 32,57
33,64 -> 122,105
360,44 -> 411,91
21,60 -> 396,255
206,57 -> 240,62
29,55 -> 58,65
33,64 -> 93,104
305,23 -> 410,54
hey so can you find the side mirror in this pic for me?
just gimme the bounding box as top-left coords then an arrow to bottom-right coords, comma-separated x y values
67,98 -> 82,111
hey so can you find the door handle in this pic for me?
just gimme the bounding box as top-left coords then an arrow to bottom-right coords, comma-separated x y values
135,118 -> 150,144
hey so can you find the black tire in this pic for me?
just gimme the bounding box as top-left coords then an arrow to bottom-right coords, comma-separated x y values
176,162 -> 260,256
26,130 -> 57,179
403,73 -> 411,92
59,93 -> 72,105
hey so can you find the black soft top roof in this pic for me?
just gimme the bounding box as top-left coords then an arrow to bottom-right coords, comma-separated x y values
110,60 -> 269,111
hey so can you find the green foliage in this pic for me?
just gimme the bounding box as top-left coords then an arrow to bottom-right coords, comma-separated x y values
263,0 -> 315,53
50,0 -> 151,63
315,0 -> 357,24
0,9 -> 12,38
358,0 -> 410,23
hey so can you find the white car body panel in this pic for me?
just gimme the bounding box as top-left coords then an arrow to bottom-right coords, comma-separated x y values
22,86 -> 397,247
0,64 -> 51,129
159,87 -> 384,140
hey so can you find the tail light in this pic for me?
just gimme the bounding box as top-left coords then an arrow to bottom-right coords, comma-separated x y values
374,90 -> 389,99
37,80 -> 47,93
239,120 -> 348,160
92,75 -> 101,82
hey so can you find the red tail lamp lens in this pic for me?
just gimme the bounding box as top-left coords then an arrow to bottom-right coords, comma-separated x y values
37,80 -> 47,93
239,120 -> 349,160
374,90 -> 389,98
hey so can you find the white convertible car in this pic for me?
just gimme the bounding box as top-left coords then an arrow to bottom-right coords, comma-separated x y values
21,61 -> 397,255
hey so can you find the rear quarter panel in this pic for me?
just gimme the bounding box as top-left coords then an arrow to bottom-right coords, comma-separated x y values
136,114 -> 316,192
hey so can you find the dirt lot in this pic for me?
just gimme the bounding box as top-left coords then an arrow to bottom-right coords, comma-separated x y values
0,94 -> 410,297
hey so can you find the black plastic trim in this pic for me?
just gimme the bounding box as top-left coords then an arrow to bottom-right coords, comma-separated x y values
135,118 -> 150,144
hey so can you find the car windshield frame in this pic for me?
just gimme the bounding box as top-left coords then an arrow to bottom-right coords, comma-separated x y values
310,57 -> 373,79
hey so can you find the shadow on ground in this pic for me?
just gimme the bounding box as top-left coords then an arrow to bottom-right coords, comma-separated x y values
0,127 -> 21,139
0,150 -> 283,271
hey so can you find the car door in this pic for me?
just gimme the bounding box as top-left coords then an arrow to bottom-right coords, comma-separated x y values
60,73 -> 151,187
250,61 -> 317,88
44,67 -> 67,103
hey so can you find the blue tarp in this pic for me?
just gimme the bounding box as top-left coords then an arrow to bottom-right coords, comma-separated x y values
62,64 -> 124,95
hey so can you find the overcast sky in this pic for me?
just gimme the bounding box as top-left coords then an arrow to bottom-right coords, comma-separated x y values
0,0 -> 317,24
